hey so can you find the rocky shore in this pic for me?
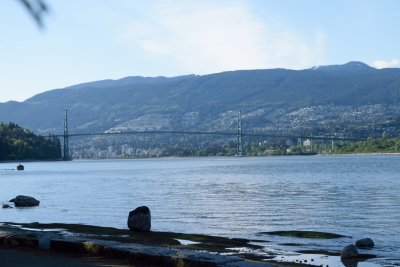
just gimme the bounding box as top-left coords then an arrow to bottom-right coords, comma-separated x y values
0,222 -> 276,267
1,202 -> 380,266
0,222 -> 380,267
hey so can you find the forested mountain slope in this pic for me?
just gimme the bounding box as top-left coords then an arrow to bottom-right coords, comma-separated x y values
1,62 -> 399,138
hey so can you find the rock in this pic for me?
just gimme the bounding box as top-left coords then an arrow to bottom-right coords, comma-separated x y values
10,195 -> 40,207
355,238 -> 374,248
16,164 -> 24,171
341,244 -> 359,258
2,204 -> 12,208
341,258 -> 359,267
127,206 -> 151,232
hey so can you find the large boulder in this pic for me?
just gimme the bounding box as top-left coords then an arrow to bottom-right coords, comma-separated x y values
341,244 -> 359,258
10,195 -> 40,207
356,238 -> 374,248
127,206 -> 151,232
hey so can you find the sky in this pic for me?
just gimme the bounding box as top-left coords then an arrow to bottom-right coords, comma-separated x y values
0,0 -> 399,103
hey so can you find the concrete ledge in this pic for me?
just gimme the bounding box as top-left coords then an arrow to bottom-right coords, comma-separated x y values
50,239 -> 90,254
0,236 -> 38,248
0,228 -> 39,248
102,246 -> 131,259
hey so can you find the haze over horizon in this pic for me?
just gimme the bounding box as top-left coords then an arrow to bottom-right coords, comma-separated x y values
1,0 -> 399,102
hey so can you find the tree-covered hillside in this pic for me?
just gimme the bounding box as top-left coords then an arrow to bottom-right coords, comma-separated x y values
0,122 -> 61,160
334,137 -> 400,154
0,61 -> 400,140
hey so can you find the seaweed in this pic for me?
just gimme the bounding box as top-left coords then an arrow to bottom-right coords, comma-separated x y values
260,230 -> 348,239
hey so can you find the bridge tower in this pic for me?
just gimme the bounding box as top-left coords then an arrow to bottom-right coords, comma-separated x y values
63,109 -> 70,160
237,111 -> 243,156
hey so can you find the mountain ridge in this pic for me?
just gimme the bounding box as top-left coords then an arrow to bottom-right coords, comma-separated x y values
310,61 -> 374,71
1,62 -> 400,138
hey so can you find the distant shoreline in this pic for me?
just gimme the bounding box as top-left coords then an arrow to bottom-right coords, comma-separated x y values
0,159 -> 63,163
323,152 -> 400,156
1,152 -> 400,163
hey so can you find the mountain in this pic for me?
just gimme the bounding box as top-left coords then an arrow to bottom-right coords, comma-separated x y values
1,62 -> 400,139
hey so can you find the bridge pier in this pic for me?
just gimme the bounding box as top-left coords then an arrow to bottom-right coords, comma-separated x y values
237,111 -> 243,156
63,109 -> 70,160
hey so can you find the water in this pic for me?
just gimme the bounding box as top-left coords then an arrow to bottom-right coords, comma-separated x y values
1,155 -> 399,266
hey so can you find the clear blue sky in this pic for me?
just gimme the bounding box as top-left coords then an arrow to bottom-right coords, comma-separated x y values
0,0 -> 399,102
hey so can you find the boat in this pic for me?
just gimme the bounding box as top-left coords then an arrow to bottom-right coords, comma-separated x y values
16,164 -> 24,171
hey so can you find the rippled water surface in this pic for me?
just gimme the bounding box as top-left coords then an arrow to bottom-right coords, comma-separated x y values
1,155 -> 399,266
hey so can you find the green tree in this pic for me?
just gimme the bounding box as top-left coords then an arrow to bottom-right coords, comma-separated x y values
0,122 -> 61,160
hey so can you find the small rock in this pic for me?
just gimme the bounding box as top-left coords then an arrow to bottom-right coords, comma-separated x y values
356,238 -> 374,248
341,244 -> 359,258
10,195 -> 40,207
16,164 -> 24,171
2,204 -> 12,208
127,206 -> 151,232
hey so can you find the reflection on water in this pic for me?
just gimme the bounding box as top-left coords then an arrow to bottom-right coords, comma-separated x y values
1,155 -> 399,266
273,253 -> 379,267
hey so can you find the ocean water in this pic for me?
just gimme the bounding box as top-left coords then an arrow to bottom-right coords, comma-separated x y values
1,155 -> 399,266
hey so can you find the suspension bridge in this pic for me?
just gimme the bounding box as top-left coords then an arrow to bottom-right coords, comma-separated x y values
48,110 -> 366,160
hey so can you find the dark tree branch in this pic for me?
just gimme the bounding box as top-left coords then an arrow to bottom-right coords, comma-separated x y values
17,0 -> 49,28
